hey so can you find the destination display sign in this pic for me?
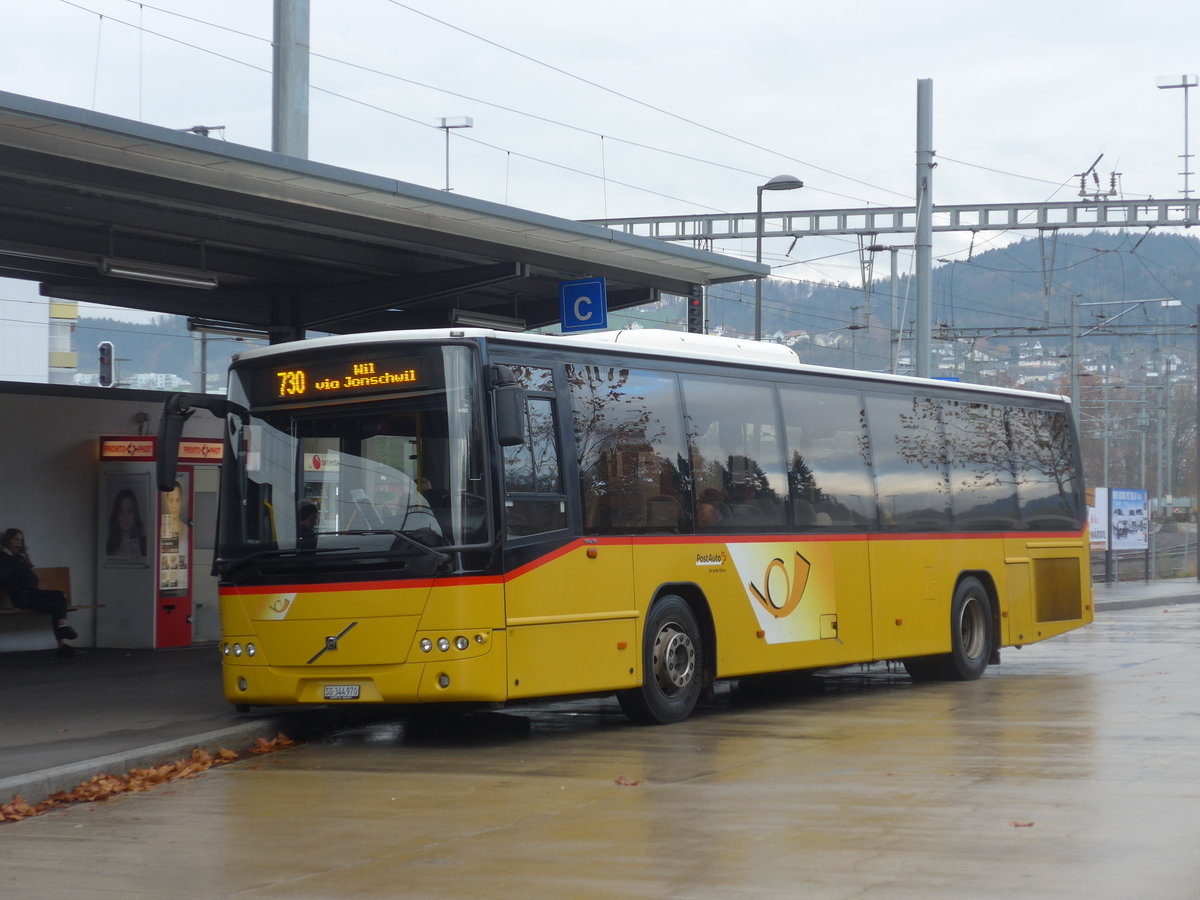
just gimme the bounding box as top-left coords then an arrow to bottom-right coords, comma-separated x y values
248,354 -> 430,406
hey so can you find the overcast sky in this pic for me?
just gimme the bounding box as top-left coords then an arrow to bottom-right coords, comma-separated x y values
2,0 -> 1199,295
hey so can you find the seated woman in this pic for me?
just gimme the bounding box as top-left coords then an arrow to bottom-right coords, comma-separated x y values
0,528 -> 78,657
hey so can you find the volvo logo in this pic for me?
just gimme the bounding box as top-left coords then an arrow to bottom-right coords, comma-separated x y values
307,621 -> 358,664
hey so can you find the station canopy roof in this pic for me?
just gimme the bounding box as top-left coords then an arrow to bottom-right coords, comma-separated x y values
0,91 -> 764,337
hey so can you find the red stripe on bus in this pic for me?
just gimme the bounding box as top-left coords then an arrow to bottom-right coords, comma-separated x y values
221,526 -> 1087,596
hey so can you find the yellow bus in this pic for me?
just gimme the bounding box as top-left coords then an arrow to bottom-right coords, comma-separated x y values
159,327 -> 1092,724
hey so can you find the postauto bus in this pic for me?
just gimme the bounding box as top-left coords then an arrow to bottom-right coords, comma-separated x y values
158,328 -> 1092,724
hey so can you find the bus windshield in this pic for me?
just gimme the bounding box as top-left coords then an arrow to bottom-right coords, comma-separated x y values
218,343 -> 487,572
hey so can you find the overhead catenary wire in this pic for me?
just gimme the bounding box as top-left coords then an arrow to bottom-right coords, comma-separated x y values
91,0 -> 887,208
71,0 -> 1122,240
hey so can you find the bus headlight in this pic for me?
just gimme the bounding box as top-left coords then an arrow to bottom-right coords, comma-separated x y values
455,636 -> 469,651
246,643 -> 256,658
420,638 -> 433,653
437,637 -> 451,652
233,643 -> 243,657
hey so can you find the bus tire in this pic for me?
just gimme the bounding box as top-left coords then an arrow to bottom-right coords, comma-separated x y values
618,595 -> 704,725
947,576 -> 992,680
905,576 -> 992,682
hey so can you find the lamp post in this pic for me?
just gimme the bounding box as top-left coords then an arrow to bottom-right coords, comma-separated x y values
1156,75 -> 1197,199
435,116 -> 474,191
754,174 -> 804,341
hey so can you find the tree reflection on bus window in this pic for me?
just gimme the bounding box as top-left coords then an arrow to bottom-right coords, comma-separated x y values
779,386 -> 875,530
681,376 -> 786,531
867,393 -> 952,531
566,365 -> 689,534
943,399 -> 1020,530
501,366 -> 566,537
1008,406 -> 1082,529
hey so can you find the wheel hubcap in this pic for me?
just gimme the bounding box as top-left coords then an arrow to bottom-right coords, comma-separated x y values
959,595 -> 987,659
652,623 -> 695,695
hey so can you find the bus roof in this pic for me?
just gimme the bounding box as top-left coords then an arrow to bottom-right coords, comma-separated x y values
232,327 -> 1071,405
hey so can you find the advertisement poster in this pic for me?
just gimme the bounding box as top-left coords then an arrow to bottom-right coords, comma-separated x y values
159,470 -> 191,592
102,471 -> 149,567
1087,487 -> 1108,551
1110,488 -> 1149,550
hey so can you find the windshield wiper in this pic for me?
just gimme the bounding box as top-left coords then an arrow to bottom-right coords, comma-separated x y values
216,545 -> 356,576
333,529 -> 450,563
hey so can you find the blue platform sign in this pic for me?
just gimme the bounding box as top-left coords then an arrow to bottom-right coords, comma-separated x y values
559,277 -> 608,333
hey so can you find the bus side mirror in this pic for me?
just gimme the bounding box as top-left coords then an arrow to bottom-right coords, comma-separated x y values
491,366 -> 526,448
157,395 -> 193,491
157,393 -> 230,491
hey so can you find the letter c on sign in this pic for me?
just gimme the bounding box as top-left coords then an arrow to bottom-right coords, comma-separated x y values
573,295 -> 593,321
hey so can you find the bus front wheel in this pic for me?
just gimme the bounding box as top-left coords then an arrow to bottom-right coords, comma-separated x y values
904,576 -> 992,682
619,595 -> 704,725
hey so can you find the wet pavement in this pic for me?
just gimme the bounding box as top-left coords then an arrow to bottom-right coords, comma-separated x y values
0,577 -> 1198,825
1,594 -> 1198,897
0,645 -> 304,804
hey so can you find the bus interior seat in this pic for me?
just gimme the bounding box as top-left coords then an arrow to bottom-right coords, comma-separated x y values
646,495 -> 683,531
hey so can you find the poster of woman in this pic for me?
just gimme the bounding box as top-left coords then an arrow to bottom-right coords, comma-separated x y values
103,472 -> 149,567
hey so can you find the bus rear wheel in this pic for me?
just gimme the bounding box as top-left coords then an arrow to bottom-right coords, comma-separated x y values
904,576 -> 992,682
619,595 -> 704,725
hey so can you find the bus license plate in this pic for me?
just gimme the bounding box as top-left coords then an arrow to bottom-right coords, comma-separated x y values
323,684 -> 360,700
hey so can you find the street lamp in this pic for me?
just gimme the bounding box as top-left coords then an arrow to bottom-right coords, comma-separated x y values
1156,75 -> 1198,199
435,116 -> 474,192
754,174 -> 804,341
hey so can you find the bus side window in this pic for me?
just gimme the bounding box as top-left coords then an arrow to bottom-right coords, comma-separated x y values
866,393 -> 951,532
502,392 -> 567,538
680,376 -> 786,531
944,400 -> 1020,530
566,365 -> 689,535
1008,406 -> 1083,530
779,386 -> 874,531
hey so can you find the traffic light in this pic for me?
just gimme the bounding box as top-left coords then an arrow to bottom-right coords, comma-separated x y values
98,341 -> 115,387
686,296 -> 704,334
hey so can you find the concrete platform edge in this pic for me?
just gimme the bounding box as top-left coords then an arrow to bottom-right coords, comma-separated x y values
1095,593 -> 1200,611
0,718 -> 286,805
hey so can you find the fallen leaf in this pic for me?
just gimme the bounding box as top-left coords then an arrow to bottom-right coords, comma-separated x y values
249,733 -> 295,755
1010,821 -> 1035,828
614,775 -> 644,787
2,733 -> 292,825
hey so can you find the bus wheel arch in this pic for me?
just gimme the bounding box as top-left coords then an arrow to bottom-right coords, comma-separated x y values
963,569 -> 1002,665
618,585 -> 713,725
904,572 -> 996,682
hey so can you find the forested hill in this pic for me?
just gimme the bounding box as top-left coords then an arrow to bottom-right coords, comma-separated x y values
760,230 -> 1200,337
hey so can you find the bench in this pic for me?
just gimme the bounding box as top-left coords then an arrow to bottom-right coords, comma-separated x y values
0,567 -> 103,617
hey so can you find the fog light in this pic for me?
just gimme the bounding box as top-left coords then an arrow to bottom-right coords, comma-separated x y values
437,637 -> 451,652
237,677 -> 248,692
233,643 -> 242,657
455,636 -> 469,651
420,638 -> 433,653
474,633 -> 486,644
438,674 -> 450,688
246,643 -> 256,658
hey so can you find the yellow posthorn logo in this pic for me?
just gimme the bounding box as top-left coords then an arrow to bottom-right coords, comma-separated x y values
748,552 -> 811,619
253,593 -> 297,620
